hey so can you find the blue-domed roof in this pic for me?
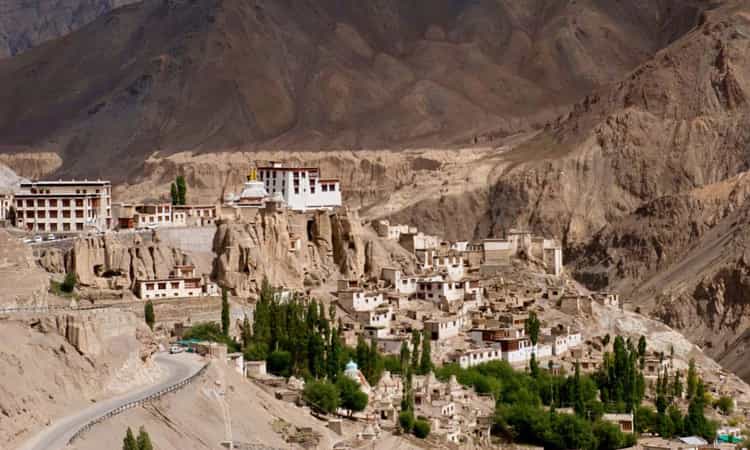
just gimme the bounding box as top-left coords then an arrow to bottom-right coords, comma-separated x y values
345,360 -> 358,371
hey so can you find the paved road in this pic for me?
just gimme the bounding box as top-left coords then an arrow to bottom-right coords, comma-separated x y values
17,353 -> 205,450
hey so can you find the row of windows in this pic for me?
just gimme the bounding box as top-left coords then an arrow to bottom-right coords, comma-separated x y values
18,199 -> 86,207
23,210 -> 91,218
29,188 -> 105,194
23,222 -> 83,231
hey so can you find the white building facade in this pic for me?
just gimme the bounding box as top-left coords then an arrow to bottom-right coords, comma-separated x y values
338,290 -> 385,313
258,163 -> 341,211
14,180 -> 112,232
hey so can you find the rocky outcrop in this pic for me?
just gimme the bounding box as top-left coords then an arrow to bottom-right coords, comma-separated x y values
65,232 -> 192,290
213,207 -> 413,296
0,229 -> 48,307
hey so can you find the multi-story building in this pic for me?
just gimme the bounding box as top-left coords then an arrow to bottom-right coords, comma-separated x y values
257,162 -> 341,211
14,180 -> 112,232
337,289 -> 385,313
450,347 -> 503,369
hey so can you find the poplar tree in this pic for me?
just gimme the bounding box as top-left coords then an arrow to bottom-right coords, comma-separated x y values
170,182 -> 178,205
144,301 -> 155,330
637,335 -> 647,369
410,330 -> 421,371
175,176 -> 187,205
136,427 -> 153,450
221,288 -> 230,337
525,311 -> 541,346
686,359 -> 698,400
419,330 -> 432,375
240,315 -> 252,348
123,427 -> 137,450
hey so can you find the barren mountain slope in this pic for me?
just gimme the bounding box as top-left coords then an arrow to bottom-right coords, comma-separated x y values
0,0 -> 139,59
0,0 -> 707,179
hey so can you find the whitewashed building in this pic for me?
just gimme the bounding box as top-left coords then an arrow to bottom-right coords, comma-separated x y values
14,179 -> 112,232
425,315 -> 465,341
338,289 -> 385,313
0,192 -> 13,222
257,163 -> 341,211
450,347 -> 503,369
135,265 -> 217,299
355,307 -> 392,328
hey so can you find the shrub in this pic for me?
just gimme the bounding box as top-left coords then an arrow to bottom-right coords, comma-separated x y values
144,301 -> 155,330
714,396 -> 734,415
413,419 -> 431,439
398,410 -> 415,432
61,272 -> 76,293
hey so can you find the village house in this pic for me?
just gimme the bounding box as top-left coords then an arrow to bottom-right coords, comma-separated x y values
257,162 -> 342,211
602,413 -> 634,434
173,204 -> 216,226
450,347 -> 503,369
425,315 -> 465,341
558,294 -> 594,316
13,179 -> 112,232
135,265 -> 218,299
399,231 -> 440,253
416,278 -> 467,304
593,292 -> 621,309
373,220 -> 415,240
354,306 -> 392,328
547,331 -> 583,356
337,289 -> 385,313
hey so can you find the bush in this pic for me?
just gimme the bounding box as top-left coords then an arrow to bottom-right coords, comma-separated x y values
267,350 -> 292,377
398,410 -> 415,432
413,419 -> 431,439
243,342 -> 268,361
182,322 -> 239,352
144,301 -> 155,330
303,380 -> 339,414
714,396 -> 734,415
61,272 -> 76,293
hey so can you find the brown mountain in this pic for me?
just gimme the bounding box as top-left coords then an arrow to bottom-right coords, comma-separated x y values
0,0 -> 138,58
0,0 -> 707,179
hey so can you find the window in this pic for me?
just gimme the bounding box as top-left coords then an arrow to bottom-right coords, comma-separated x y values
294,188 -> 299,194
49,199 -> 57,207
37,211 -> 46,218
75,211 -> 84,218
26,211 -> 34,218
63,223 -> 70,231
322,184 -> 328,192
63,211 -> 71,218
75,199 -> 83,207
62,199 -> 70,207
76,223 -> 83,231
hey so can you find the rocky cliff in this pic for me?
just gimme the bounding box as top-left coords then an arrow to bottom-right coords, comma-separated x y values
0,309 -> 159,447
0,229 -> 49,307
38,231 -> 193,291
213,207 -> 414,296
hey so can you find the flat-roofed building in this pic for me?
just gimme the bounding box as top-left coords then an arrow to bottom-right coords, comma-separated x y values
337,289 -> 385,313
135,264 -> 216,299
450,347 -> 503,369
0,191 -> 13,222
257,162 -> 341,211
14,179 -> 112,232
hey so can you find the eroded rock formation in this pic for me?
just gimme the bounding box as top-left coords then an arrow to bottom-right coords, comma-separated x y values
213,207 -> 414,296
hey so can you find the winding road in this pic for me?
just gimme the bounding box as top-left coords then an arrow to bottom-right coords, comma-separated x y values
17,352 -> 205,450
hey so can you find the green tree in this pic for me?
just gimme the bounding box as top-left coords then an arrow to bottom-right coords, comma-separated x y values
337,376 -> 368,416
175,176 -> 187,205
686,359 -> 698,399
637,336 -> 647,369
410,330 -> 421,371
419,330 -> 432,375
268,350 -> 292,377
413,419 -> 431,439
243,341 -> 268,361
61,272 -> 77,293
221,288 -> 230,337
170,182 -> 178,205
525,311 -> 541,346
136,427 -> 153,450
529,353 -> 540,378
685,380 -> 712,440
399,341 -> 411,374
398,410 -> 415,432
240,314 -> 252,349
303,380 -> 340,414
672,371 -> 683,399
327,327 -> 342,381
122,427 -> 137,450
144,300 -> 155,330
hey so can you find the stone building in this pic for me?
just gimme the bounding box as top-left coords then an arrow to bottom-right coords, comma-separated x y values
257,162 -> 341,211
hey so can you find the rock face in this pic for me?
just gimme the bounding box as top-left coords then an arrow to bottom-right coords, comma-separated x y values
66,232 -> 192,290
0,309 -> 158,448
0,229 -> 48,307
213,207 -> 413,296
0,0 -> 708,177
0,0 -> 138,58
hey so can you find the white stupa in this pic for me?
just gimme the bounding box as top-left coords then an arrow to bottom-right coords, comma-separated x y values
235,168 -> 268,207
